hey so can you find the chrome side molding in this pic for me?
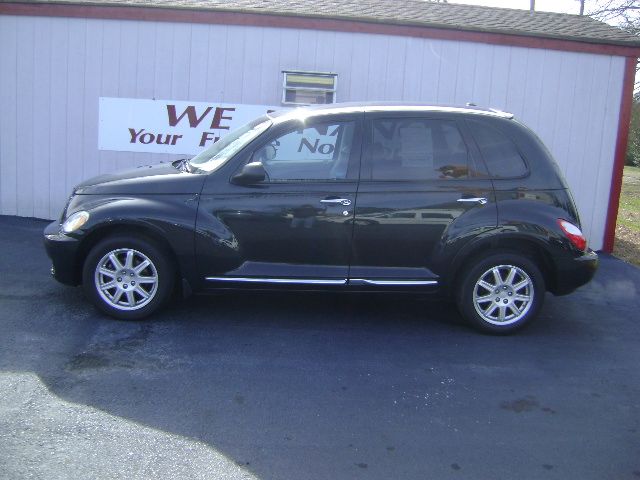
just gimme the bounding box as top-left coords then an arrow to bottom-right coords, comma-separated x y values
205,277 -> 438,286
205,277 -> 347,285
349,279 -> 438,286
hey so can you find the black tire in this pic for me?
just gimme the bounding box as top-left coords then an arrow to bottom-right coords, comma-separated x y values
82,235 -> 175,320
456,253 -> 545,334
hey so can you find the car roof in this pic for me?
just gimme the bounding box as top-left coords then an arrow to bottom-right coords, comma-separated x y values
268,102 -> 515,122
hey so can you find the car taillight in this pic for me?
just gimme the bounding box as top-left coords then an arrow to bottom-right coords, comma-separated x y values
558,219 -> 587,251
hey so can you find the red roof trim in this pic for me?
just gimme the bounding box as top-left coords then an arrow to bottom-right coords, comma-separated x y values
1,2 -> 640,57
603,56 -> 636,253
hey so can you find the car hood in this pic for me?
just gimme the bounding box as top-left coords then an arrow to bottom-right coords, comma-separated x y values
74,162 -> 206,195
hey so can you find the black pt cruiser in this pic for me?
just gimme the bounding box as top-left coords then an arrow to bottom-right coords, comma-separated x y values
44,103 -> 598,334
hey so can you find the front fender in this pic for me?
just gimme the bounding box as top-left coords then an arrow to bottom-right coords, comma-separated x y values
65,194 -> 201,286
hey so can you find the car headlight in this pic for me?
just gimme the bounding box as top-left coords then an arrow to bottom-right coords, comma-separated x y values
62,211 -> 90,233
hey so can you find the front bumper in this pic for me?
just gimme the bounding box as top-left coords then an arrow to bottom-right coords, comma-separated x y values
552,249 -> 598,295
43,221 -> 82,286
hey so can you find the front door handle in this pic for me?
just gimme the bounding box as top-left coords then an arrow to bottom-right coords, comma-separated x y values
457,197 -> 488,205
321,198 -> 352,206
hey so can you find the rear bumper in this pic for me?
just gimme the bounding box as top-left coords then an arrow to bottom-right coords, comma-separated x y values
551,249 -> 598,295
43,221 -> 82,286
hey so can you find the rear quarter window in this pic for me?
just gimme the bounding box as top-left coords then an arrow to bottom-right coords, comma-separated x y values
468,120 -> 528,178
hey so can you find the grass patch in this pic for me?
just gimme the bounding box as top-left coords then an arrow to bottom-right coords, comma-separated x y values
613,166 -> 640,266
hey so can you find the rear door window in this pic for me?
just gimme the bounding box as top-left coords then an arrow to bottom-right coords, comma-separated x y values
367,118 -> 471,181
468,120 -> 528,178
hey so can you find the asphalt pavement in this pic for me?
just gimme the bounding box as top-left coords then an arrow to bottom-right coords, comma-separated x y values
0,215 -> 639,479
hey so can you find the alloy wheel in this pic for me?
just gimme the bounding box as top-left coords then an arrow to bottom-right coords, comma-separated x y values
472,264 -> 534,325
94,248 -> 159,311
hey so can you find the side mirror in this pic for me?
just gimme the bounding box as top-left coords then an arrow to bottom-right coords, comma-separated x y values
231,161 -> 267,185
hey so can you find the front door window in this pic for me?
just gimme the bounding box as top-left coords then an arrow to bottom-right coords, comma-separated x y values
254,121 -> 356,182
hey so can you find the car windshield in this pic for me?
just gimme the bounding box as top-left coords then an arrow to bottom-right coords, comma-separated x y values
189,116 -> 272,172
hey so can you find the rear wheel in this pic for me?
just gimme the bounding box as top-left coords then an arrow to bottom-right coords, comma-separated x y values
456,253 -> 545,334
82,235 -> 175,320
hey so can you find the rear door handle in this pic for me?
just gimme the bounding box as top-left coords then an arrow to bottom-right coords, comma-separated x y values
457,197 -> 488,205
321,198 -> 352,206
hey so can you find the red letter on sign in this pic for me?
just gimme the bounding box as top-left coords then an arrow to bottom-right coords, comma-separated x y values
167,105 -> 213,128
200,131 -> 219,147
210,107 -> 236,130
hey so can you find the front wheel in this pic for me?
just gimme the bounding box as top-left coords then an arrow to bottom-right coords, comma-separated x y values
456,253 -> 545,334
82,235 -> 175,320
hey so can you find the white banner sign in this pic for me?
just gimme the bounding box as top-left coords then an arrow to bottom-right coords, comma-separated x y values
98,97 -> 279,155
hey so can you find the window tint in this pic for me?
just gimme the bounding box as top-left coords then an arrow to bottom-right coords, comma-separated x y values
254,121 -> 355,181
369,119 -> 470,181
469,121 -> 528,178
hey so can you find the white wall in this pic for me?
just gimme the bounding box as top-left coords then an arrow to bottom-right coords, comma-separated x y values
0,14 -> 626,249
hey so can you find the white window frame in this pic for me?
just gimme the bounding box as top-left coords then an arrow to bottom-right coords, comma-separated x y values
281,70 -> 338,106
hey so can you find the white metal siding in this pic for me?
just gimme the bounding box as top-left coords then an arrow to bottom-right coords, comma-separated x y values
0,14 -> 626,250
